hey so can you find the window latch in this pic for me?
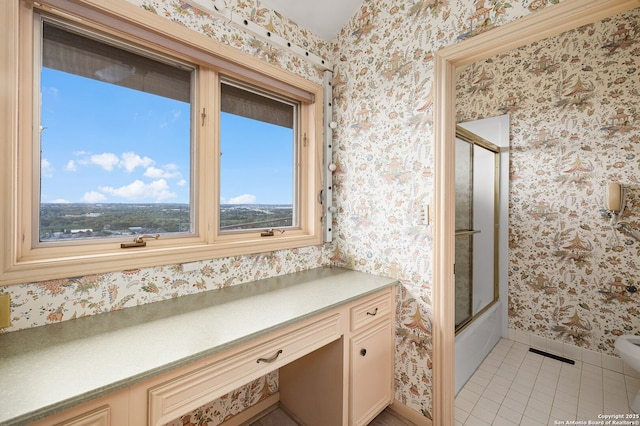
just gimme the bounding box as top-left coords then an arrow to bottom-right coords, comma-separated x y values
121,234 -> 160,248
260,228 -> 285,237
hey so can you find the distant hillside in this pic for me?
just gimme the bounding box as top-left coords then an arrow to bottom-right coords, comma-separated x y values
39,203 -> 293,241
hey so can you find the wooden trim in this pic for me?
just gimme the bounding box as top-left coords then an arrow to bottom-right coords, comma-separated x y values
432,0 -> 640,425
0,1 -> 19,285
1,0 -> 323,285
36,0 -> 316,102
387,400 -> 433,426
432,50 -> 456,426
439,0 -> 640,68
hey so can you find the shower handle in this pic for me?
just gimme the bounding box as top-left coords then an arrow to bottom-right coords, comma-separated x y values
454,229 -> 481,237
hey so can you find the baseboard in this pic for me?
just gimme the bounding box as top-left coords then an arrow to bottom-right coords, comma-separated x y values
220,393 -> 280,426
387,399 -> 433,426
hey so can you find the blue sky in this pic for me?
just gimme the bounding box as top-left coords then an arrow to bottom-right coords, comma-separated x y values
40,68 -> 294,205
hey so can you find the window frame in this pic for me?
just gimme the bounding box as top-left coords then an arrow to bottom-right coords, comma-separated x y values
0,0 -> 323,285
36,15 -> 198,246
217,77 -> 301,235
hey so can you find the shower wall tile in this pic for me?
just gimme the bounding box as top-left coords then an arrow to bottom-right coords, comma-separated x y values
602,354 -> 624,373
563,343 -> 582,362
514,329 -> 531,346
582,349 -> 603,368
547,339 -> 564,358
624,362 -> 640,379
530,335 -> 548,352
508,327 -> 639,377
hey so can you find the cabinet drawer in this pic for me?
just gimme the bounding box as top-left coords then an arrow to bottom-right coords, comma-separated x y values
29,388 -> 129,426
53,406 -> 110,426
350,289 -> 393,332
148,313 -> 342,426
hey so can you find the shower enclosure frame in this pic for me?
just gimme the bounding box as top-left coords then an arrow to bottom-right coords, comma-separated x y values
454,125 -> 500,335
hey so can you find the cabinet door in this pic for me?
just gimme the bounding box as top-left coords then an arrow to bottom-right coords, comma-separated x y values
350,319 -> 393,426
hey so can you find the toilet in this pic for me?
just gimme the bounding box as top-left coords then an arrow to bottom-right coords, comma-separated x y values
615,335 -> 640,413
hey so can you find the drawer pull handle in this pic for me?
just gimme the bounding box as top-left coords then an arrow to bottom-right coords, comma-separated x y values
366,308 -> 378,316
257,349 -> 283,364
360,348 -> 367,356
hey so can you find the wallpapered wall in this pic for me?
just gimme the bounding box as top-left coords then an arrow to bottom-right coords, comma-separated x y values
456,8 -> 640,357
0,0 -> 590,423
331,0 -> 569,418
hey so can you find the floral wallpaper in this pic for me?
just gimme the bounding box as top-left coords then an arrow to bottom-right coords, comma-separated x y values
332,0 -> 567,419
456,8 -> 640,356
2,0 -> 614,423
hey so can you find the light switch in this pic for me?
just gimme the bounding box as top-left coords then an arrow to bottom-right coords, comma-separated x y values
0,293 -> 10,328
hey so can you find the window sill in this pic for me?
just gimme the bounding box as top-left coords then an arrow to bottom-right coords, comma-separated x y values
1,232 -> 323,285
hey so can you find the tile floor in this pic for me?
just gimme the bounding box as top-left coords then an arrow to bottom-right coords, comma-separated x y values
455,338 -> 640,425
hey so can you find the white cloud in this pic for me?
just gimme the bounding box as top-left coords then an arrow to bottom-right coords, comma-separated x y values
65,160 -> 77,172
228,194 -> 256,204
41,158 -> 54,178
100,179 -> 175,201
51,198 -> 70,203
176,179 -> 187,187
81,191 -> 107,203
87,151 -> 155,173
90,153 -> 120,171
43,86 -> 59,96
144,166 -> 181,179
120,151 -> 154,173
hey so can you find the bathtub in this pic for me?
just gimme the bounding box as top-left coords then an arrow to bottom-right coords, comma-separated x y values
454,300 -> 503,394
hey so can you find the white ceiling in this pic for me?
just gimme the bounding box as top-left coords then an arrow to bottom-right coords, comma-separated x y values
258,0 -> 364,41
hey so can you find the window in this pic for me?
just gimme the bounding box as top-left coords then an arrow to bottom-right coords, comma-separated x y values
0,0 -> 322,285
39,20 -> 194,242
219,81 -> 298,232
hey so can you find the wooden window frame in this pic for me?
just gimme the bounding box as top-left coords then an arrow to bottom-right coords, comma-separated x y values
0,0 -> 323,285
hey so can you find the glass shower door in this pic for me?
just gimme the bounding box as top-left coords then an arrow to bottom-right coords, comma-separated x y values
455,126 -> 499,332
455,138 -> 474,328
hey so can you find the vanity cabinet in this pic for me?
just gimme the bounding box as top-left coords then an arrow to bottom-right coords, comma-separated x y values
350,320 -> 394,425
4,269 -> 396,426
349,291 -> 395,426
28,287 -> 395,426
